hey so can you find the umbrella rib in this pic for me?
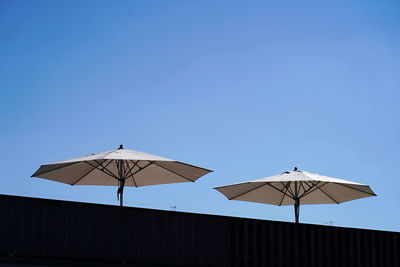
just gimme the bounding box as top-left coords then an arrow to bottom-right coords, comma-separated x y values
174,161 -> 213,173
71,164 -> 97,185
127,160 -> 138,187
280,182 -> 295,198
152,162 -> 195,182
123,160 -> 130,176
278,183 -> 291,206
96,159 -> 119,179
31,162 -> 80,177
299,182 -> 308,197
315,184 -> 340,204
86,160 -> 119,180
303,181 -> 312,191
299,181 -> 324,198
297,181 -> 319,198
334,183 -> 376,196
121,160 -> 131,178
123,161 -> 154,179
228,183 -> 268,200
122,160 -> 139,179
265,183 -> 294,200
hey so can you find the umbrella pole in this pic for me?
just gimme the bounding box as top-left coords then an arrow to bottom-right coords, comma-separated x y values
117,180 -> 125,207
120,184 -> 124,207
116,159 -> 125,207
294,198 -> 300,223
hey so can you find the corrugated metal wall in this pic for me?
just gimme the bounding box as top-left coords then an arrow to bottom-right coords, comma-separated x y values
0,194 -> 399,267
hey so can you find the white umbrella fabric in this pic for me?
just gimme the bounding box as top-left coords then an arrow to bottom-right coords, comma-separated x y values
32,145 -> 213,206
214,167 -> 376,223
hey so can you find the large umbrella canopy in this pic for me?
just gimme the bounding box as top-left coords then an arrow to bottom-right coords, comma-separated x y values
214,167 -> 376,223
32,145 -> 213,206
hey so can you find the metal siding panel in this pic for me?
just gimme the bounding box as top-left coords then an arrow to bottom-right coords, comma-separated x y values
283,223 -> 290,267
5,197 -> 17,256
370,231 -> 377,267
346,229 -> 354,266
285,223 -> 293,267
377,232 -> 385,267
243,219 -> 249,267
228,220 -> 235,267
249,220 -> 255,266
267,222 -> 275,266
365,231 -> 373,267
394,234 -> 400,266
340,229 -> 348,266
235,219 -> 242,267
255,221 -> 260,267
362,231 -> 371,267
1,195 -> 400,267
183,213 -> 191,266
206,215 -> 215,266
249,220 -> 255,267
291,223 -> 298,267
277,222 -> 284,267
324,228 -> 330,266
300,225 -> 309,267
331,228 -> 339,267
316,228 -> 325,267
384,232 -> 391,267
384,232 -> 392,266
357,230 -> 364,267
260,221 -> 266,266
308,225 -> 316,267
0,198 -> 6,254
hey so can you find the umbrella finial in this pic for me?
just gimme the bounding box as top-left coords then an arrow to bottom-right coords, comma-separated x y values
294,167 -> 298,171
118,144 -> 124,149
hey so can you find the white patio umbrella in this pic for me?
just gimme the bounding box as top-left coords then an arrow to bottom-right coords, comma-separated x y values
214,167 -> 376,223
32,145 -> 213,206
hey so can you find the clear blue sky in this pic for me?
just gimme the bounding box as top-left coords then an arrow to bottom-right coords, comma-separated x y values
1,0 -> 399,232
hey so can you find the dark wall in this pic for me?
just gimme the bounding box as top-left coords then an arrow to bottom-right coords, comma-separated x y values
0,194 -> 399,267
